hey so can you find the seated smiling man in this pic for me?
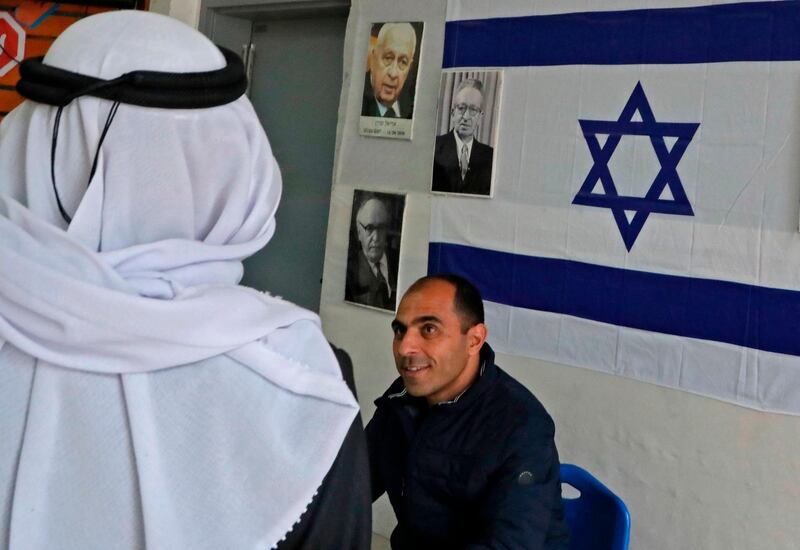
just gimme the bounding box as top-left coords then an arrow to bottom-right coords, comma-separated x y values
366,274 -> 570,549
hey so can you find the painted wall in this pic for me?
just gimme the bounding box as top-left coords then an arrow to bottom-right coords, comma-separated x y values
320,1 -> 800,548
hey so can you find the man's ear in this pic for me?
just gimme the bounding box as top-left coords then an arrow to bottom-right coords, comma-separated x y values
466,323 -> 487,356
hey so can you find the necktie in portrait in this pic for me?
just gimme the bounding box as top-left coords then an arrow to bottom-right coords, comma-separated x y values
374,264 -> 390,300
459,143 -> 469,180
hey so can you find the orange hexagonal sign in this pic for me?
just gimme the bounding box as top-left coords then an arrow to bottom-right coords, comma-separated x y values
0,12 -> 26,77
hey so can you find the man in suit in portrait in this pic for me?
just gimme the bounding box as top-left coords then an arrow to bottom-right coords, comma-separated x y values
432,78 -> 494,196
361,22 -> 417,119
346,196 -> 398,310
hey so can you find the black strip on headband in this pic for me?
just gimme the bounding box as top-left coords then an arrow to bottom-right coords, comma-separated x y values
16,46 -> 247,109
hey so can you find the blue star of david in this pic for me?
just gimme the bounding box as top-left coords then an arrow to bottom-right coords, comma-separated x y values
573,82 -> 699,251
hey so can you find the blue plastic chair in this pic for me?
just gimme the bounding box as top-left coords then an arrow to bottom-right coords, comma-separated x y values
560,464 -> 630,550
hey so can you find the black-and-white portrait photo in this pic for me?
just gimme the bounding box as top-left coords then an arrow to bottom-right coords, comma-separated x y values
345,190 -> 406,311
359,21 -> 423,140
431,70 -> 502,197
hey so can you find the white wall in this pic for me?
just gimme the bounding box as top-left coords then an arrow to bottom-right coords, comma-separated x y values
320,1 -> 800,548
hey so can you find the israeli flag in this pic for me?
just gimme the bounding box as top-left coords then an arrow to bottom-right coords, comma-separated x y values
429,0 -> 800,414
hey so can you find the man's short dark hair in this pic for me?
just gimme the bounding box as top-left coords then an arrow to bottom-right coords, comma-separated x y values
407,274 -> 484,331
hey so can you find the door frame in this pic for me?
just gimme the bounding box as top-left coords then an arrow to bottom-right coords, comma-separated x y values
198,0 -> 350,311
200,0 -> 349,35
199,0 -> 350,98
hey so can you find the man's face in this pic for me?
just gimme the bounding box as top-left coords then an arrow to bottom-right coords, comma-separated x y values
356,199 -> 389,263
368,26 -> 415,107
391,280 -> 486,405
451,87 -> 484,140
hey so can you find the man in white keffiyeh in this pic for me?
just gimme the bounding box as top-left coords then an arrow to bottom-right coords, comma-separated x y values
0,10 -> 365,549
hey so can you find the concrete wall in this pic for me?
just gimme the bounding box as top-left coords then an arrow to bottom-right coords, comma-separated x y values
320,1 -> 800,548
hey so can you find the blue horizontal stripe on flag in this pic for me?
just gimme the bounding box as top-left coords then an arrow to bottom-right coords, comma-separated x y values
428,242 -> 800,357
443,1 -> 800,67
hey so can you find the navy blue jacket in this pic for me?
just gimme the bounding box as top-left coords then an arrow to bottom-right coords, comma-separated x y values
366,345 -> 569,549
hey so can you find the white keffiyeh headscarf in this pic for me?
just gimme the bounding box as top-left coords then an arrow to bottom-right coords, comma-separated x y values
0,10 -> 358,550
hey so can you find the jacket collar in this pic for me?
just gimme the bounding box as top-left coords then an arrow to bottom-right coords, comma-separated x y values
376,343 -> 498,412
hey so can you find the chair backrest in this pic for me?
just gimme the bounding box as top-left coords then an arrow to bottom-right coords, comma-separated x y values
560,464 -> 631,550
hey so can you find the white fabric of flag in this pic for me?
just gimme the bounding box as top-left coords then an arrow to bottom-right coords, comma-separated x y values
430,0 -> 800,414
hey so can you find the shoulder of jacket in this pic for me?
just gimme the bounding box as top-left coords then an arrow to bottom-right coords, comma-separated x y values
487,368 -> 555,434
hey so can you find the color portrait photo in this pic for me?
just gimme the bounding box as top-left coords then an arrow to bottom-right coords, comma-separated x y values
359,21 -> 423,140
